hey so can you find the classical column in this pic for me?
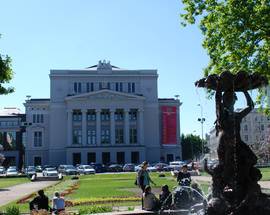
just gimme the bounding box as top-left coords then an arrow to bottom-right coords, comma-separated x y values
124,108 -> 130,144
110,109 -> 115,145
82,109 -> 87,145
96,109 -> 101,146
67,110 -> 73,146
138,109 -> 144,145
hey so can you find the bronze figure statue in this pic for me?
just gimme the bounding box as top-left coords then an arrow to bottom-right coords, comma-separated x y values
196,71 -> 270,215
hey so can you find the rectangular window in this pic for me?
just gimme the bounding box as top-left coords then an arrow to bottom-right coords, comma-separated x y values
101,111 -> 110,121
115,83 -> 119,91
78,83 -> 82,93
128,83 -> 131,93
34,131 -> 42,147
119,83 -> 123,92
101,129 -> 110,144
86,83 -> 90,92
99,82 -> 102,90
115,128 -> 124,144
87,112 -> 96,121
40,114 -> 44,123
130,128 -> 137,144
107,82 -> 111,90
73,130 -> 82,144
261,124 -> 264,131
33,114 -> 36,123
115,111 -> 124,121
87,129 -> 96,145
74,82 -> 78,93
129,111 -> 137,121
73,112 -> 82,121
244,124 -> 248,131
132,83 -> 135,93
87,152 -> 96,164
87,83 -> 94,92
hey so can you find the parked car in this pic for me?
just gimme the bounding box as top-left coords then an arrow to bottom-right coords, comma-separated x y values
58,165 -> 79,175
154,163 -> 170,172
135,164 -> 141,172
35,166 -> 43,172
43,167 -> 58,177
8,166 -> 17,170
147,165 -> 157,172
123,164 -> 135,172
0,166 -> 5,174
135,164 -> 157,172
77,165 -> 95,175
169,161 -> 186,171
90,163 -> 107,173
6,168 -> 19,177
107,164 -> 123,172
25,166 -> 37,177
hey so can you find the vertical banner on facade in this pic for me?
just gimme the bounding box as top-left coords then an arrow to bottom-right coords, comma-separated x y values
161,106 -> 177,145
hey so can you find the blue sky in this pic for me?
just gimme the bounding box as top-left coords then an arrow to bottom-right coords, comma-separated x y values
0,0 -> 255,136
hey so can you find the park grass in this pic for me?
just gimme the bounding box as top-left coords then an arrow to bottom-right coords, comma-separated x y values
200,167 -> 270,181
0,177 -> 29,189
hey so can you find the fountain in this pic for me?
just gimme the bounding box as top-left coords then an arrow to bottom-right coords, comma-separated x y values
195,71 -> 270,215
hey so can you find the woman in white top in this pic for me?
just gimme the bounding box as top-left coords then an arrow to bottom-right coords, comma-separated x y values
52,192 -> 65,214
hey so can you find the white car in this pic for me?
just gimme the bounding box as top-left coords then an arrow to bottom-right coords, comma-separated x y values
169,161 -> 186,171
135,164 -> 157,172
77,165 -> 95,175
6,169 -> 19,177
42,167 -> 58,177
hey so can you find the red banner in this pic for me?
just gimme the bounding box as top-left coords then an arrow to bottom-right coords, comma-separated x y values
161,106 -> 177,145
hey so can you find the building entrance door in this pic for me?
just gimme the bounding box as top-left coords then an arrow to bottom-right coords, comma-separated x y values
167,154 -> 174,162
131,151 -> 139,164
117,152 -> 125,164
73,153 -> 81,166
102,152 -> 110,165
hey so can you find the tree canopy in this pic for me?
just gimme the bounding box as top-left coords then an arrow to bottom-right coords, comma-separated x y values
181,134 -> 208,160
0,34 -> 14,165
181,0 -> 270,79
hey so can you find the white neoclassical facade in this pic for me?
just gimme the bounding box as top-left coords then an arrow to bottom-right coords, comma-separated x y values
24,61 -> 181,166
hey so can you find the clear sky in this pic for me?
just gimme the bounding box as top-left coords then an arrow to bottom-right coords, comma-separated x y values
0,0 -> 256,136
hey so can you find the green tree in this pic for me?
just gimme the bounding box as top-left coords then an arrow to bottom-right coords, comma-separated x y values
0,34 -> 14,165
181,0 -> 270,79
181,134 -> 208,160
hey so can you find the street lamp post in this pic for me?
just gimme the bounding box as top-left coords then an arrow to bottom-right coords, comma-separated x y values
197,104 -> 205,156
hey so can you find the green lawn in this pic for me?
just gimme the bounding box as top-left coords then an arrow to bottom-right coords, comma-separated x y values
0,172 -> 210,214
200,167 -> 270,181
0,177 -> 29,189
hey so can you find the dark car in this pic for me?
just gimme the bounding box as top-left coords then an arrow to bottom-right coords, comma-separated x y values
58,165 -> 79,175
107,164 -> 123,172
90,163 -> 107,173
25,166 -> 37,178
0,166 -> 6,174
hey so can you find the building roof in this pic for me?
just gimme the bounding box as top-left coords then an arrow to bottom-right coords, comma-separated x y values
0,107 -> 22,116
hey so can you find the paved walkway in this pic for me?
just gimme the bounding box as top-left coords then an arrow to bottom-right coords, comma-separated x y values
192,175 -> 270,189
0,180 -> 58,207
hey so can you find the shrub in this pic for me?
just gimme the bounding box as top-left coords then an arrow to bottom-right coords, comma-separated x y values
5,206 -> 20,215
78,205 -> 112,214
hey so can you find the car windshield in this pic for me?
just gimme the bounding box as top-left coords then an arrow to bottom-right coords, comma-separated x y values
66,166 -> 76,169
84,165 -> 93,169
46,168 -> 56,171
28,168 -> 36,171
8,169 -> 16,172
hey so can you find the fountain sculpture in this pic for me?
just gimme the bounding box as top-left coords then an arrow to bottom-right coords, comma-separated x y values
196,71 -> 270,215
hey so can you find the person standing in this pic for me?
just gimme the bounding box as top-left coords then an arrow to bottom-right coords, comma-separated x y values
177,164 -> 191,186
137,161 -> 156,192
52,192 -> 65,214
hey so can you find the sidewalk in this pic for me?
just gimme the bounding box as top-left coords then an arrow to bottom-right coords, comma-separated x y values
192,175 -> 270,189
0,180 -> 58,207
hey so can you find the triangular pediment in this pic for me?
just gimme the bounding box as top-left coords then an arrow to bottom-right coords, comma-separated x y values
65,89 -> 145,101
